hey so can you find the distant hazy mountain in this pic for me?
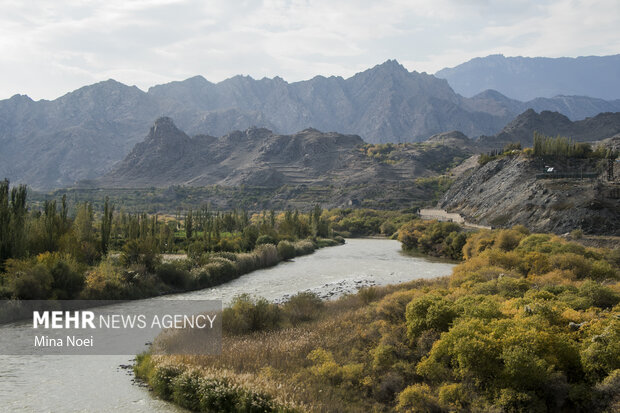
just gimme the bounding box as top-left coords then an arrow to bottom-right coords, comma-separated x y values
2,58 -> 620,189
436,54 -> 620,101
477,109 -> 620,149
147,60 -> 509,142
0,81 -> 160,189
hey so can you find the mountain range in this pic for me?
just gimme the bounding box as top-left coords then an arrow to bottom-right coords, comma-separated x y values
95,109 -> 620,188
436,54 -> 620,101
478,109 -> 620,149
92,117 -> 473,210
2,58 -> 620,189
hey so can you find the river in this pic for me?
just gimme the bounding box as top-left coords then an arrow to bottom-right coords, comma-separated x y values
0,238 -> 455,412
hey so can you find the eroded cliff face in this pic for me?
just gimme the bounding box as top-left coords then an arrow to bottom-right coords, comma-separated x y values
441,154 -> 620,235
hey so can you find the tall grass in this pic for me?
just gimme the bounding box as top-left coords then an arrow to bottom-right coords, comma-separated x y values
148,239 -> 336,295
134,353 -> 299,412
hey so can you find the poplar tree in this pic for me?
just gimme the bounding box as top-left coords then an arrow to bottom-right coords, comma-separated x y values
101,197 -> 114,255
0,180 -> 11,266
185,209 -> 193,240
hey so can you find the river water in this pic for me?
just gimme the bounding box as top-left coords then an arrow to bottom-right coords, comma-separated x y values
0,239 -> 455,412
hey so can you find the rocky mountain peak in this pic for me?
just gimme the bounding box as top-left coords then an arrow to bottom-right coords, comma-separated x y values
508,109 -> 572,129
473,89 -> 514,101
376,59 -> 408,73
148,117 -> 189,144
152,116 -> 177,132
8,94 -> 33,102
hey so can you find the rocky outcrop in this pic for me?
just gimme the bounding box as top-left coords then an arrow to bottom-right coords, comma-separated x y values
426,131 -> 477,150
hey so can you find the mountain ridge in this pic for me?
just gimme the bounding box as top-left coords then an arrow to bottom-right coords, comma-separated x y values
436,54 -> 620,101
92,117 -> 474,211
477,109 -> 620,149
3,58 -> 620,189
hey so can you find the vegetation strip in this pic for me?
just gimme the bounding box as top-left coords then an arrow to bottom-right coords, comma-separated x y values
137,222 -> 620,412
0,182 -> 344,301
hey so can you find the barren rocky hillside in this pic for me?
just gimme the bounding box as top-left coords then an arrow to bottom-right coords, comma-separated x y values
440,154 -> 620,235
92,117 -> 472,210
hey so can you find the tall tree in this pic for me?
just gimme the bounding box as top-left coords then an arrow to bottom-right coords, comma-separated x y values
74,202 -> 94,244
0,180 -> 11,266
100,197 -> 114,255
185,209 -> 193,240
60,194 -> 68,229
43,200 -> 59,251
9,184 -> 27,258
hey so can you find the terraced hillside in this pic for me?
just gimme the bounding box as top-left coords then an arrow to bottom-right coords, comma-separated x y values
90,117 -> 472,210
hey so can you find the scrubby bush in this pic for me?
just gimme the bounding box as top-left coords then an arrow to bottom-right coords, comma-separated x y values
277,241 -> 296,260
293,240 -> 315,256
380,221 -> 397,237
8,262 -> 53,299
398,219 -> 468,260
282,291 -> 323,324
455,295 -> 503,320
396,383 -> 441,413
577,280 -> 620,309
171,370 -> 203,411
187,241 -> 209,261
120,239 -> 161,272
333,235 -> 345,244
36,252 -> 85,299
437,383 -> 471,411
223,294 -> 282,335
234,252 -> 259,275
83,259 -> 125,298
155,263 -> 191,289
134,354 -> 286,413
255,235 -> 277,246
254,244 -> 279,268
193,257 -> 237,287
405,294 -> 457,341
571,229 -> 584,240
151,364 -> 184,401
314,238 -> 339,248
496,229 -> 525,251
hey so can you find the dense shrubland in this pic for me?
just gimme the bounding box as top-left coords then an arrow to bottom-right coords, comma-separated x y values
138,222 -> 620,412
398,219 -> 469,260
0,180 -> 341,300
325,208 -> 416,237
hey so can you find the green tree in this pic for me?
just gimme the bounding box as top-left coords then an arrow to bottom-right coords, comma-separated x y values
185,209 -> 193,240
43,200 -> 60,252
100,197 -> 114,255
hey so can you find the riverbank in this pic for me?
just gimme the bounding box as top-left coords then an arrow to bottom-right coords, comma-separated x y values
88,237 -> 345,301
137,229 -> 620,412
1,238 -> 455,412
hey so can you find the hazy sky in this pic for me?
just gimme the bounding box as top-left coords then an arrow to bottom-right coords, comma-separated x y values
1,0 -> 618,100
